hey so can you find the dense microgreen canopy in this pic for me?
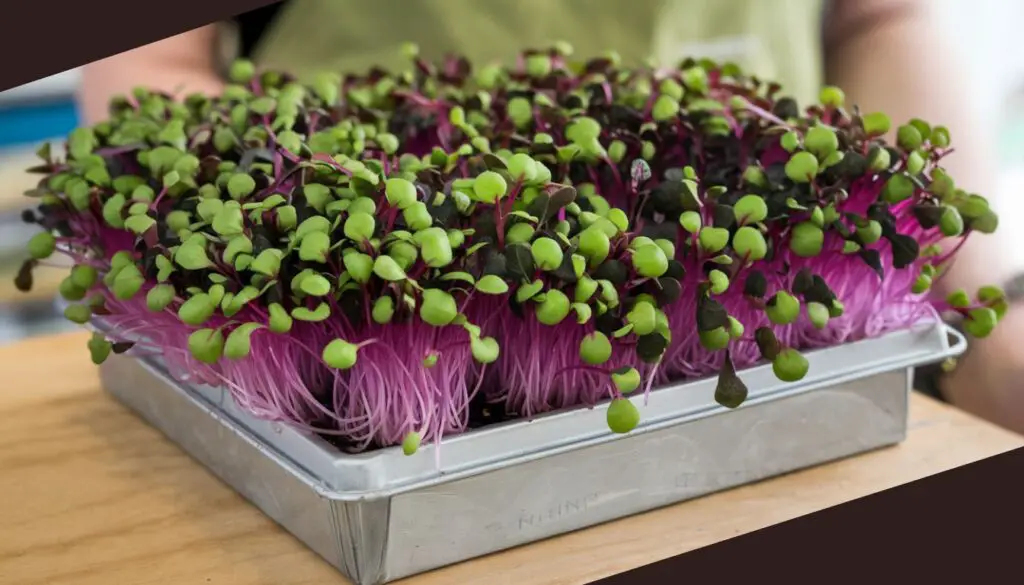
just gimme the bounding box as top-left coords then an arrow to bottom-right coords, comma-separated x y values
16,43 -> 1005,453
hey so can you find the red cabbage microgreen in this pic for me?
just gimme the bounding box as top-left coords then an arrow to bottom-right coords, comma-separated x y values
15,44 -> 1005,454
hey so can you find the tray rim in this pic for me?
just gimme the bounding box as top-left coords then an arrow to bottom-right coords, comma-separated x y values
96,317 -> 966,500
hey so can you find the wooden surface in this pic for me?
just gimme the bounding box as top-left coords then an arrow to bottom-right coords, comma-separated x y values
1,332 -> 1021,585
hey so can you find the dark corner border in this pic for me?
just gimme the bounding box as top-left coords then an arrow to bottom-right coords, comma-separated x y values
0,0 -> 282,92
591,446 -> 1024,584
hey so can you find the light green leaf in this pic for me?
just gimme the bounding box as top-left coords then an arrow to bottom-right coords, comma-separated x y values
174,242 -> 213,270
292,302 -> 332,322
212,206 -> 245,236
224,323 -> 264,359
440,271 -> 475,285
372,256 -> 407,281
475,274 -> 509,295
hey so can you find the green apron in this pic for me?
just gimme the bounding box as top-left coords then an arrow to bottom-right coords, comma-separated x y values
222,0 -> 825,106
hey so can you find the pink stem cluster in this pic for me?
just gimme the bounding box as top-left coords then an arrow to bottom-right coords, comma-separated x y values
65,169 -> 944,452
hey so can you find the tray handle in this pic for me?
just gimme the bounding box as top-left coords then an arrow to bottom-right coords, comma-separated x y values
943,324 -> 968,359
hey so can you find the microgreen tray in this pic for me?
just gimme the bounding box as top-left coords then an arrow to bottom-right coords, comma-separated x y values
97,320 -> 964,585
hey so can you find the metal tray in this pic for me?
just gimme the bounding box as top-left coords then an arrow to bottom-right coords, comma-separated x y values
96,320 -> 965,585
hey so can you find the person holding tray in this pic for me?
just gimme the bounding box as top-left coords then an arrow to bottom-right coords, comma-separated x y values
75,0 -> 1024,433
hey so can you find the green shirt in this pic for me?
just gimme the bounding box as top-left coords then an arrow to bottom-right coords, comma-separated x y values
223,0 -> 826,105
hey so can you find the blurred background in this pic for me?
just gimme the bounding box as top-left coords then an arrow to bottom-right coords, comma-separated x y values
2,0 -> 1024,346
0,68 -> 81,345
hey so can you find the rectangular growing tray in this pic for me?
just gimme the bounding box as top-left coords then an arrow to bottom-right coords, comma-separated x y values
97,320 -> 965,585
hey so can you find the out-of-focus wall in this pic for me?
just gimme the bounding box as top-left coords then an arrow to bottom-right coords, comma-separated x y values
0,69 -> 80,107
934,0 -> 1024,168
935,0 -> 1024,112
934,0 -> 1024,229
0,69 -> 80,148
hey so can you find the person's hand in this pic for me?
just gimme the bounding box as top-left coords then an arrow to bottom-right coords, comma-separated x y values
941,304 -> 1024,435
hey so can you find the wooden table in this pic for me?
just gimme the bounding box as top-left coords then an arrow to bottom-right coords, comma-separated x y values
2,332 -> 1022,585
